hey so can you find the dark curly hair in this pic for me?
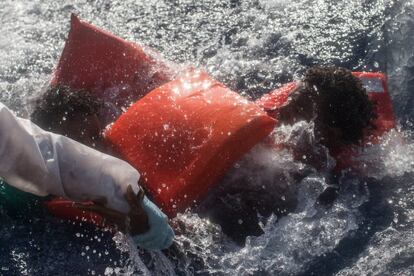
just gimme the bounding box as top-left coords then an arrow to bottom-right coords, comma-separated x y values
302,66 -> 377,144
31,85 -> 103,131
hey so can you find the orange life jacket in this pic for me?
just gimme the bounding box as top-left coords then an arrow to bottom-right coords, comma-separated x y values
51,14 -> 174,110
105,70 -> 276,217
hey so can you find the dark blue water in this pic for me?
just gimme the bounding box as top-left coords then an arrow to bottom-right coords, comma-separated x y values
1,0 -> 414,275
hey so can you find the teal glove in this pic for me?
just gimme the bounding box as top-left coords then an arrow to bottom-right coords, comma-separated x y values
133,196 -> 174,250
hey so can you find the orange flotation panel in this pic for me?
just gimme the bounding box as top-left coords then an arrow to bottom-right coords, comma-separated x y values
105,70 -> 276,217
256,72 -> 396,172
45,197 -> 105,227
256,82 -> 297,118
353,72 -> 396,135
51,14 -> 174,108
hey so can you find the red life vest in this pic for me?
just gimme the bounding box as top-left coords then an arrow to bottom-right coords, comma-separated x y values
105,70 -> 276,217
45,198 -> 105,227
51,14 -> 174,110
256,82 -> 297,119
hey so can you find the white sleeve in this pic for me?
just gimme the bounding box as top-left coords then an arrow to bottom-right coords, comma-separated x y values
0,102 -> 140,214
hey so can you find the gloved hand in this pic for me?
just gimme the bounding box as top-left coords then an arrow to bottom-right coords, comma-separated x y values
74,185 -> 174,250
132,196 -> 175,250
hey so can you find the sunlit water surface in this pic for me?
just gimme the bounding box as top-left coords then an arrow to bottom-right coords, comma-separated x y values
1,0 -> 414,275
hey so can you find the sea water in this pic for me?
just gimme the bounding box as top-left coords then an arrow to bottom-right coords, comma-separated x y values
1,0 -> 414,275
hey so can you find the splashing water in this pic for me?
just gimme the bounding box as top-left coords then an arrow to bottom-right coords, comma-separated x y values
356,128 -> 414,179
1,0 -> 414,275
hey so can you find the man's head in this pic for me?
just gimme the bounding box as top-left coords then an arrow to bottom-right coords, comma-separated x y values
279,66 -> 377,147
31,86 -> 104,149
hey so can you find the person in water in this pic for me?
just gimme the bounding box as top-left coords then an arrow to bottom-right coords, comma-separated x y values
30,66 -> 377,243
198,66 -> 377,242
0,102 -> 174,250
278,66 -> 376,151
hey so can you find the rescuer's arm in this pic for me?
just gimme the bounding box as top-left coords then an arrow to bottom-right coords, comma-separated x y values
0,102 -> 174,249
0,102 -> 138,212
76,185 -> 175,250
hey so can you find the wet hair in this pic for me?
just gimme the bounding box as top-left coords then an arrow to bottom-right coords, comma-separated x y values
302,66 -> 377,144
31,85 -> 103,130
